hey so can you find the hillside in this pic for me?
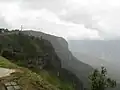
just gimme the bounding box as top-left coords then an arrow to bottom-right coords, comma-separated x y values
68,40 -> 120,90
23,30 -> 93,88
71,52 -> 120,81
68,40 -> 120,81
0,31 -> 84,90
0,56 -> 60,90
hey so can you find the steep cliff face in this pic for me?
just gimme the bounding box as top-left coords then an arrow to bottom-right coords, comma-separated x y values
0,32 -> 84,90
23,30 -> 93,88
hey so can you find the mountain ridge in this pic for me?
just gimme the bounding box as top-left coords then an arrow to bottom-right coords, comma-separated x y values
0,29 -> 93,90
23,30 -> 93,88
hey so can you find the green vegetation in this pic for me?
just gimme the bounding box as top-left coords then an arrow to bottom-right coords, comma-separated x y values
0,56 -> 75,90
0,31 -> 75,90
89,67 -> 116,90
0,56 -> 18,69
0,56 -> 58,90
38,70 -> 74,90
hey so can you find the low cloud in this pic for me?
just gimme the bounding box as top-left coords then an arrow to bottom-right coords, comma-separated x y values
0,15 -> 10,28
0,0 -> 120,40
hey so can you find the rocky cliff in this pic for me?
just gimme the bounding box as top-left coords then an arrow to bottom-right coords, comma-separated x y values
23,30 -> 93,88
0,31 -> 85,90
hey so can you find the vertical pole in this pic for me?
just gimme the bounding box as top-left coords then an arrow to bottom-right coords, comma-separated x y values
21,25 -> 23,31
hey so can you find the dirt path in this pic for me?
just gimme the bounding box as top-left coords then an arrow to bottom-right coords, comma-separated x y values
0,68 -> 15,78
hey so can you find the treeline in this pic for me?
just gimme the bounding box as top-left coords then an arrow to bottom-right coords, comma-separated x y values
0,28 -> 22,34
0,28 -> 9,33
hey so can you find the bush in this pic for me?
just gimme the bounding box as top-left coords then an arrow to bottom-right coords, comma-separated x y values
89,67 -> 116,90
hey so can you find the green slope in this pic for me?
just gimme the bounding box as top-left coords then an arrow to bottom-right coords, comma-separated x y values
0,56 -> 74,90
0,32 -> 76,90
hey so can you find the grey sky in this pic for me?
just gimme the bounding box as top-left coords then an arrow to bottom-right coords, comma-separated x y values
0,0 -> 120,40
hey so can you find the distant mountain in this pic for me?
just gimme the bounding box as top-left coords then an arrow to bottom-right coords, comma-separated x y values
68,40 -> 120,82
23,30 -> 93,88
68,40 -> 120,63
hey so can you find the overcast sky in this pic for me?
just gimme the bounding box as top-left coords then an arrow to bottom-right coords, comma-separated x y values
0,0 -> 120,40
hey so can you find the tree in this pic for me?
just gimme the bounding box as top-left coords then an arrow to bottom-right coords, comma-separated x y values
88,67 -> 116,90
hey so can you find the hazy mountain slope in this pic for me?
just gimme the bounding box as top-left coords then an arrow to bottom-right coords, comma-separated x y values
72,52 -> 120,81
68,40 -> 120,90
23,30 -> 93,88
68,40 -> 120,63
72,52 -> 109,67
68,40 -> 120,81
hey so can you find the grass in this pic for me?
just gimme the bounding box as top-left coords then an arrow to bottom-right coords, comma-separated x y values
0,56 -> 75,90
38,70 -> 74,90
0,56 -> 59,90
0,56 -> 18,69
